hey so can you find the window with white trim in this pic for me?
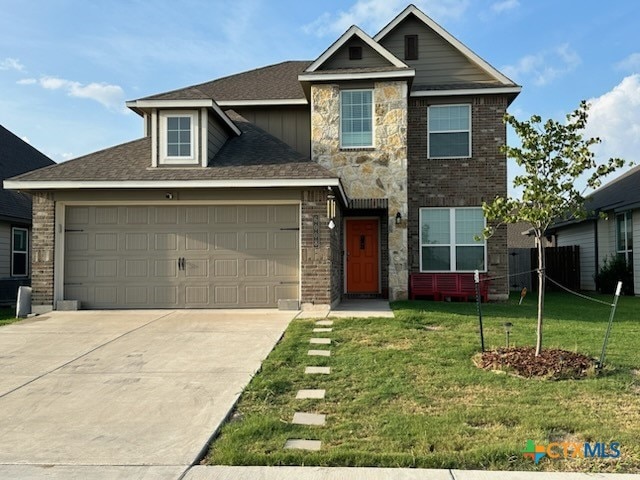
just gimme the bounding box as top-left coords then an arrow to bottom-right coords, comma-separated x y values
340,89 -> 373,148
11,227 -> 28,277
428,104 -> 471,158
420,208 -> 486,272
159,111 -> 198,165
616,211 -> 633,267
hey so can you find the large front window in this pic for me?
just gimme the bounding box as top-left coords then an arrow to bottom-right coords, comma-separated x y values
341,89 -> 373,148
420,208 -> 486,272
616,211 -> 633,267
11,227 -> 28,277
428,104 -> 471,158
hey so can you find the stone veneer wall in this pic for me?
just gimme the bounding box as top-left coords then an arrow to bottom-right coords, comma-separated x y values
31,192 -> 55,310
300,188 -> 342,308
311,81 -> 409,300
407,95 -> 509,299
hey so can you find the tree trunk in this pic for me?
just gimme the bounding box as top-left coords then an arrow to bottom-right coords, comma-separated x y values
536,235 -> 545,356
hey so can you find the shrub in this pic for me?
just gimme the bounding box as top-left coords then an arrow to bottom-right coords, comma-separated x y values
595,254 -> 634,295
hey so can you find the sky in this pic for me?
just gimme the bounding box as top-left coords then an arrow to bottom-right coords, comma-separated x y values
1,0 -> 639,195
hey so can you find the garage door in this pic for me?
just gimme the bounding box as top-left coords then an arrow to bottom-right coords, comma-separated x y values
64,205 -> 299,308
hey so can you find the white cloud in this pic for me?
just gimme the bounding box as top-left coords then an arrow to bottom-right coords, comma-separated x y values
584,74 -> 640,169
0,57 -> 25,72
502,43 -> 581,86
302,0 -> 469,37
491,0 -> 519,13
616,52 -> 640,72
17,78 -> 36,85
22,75 -> 126,112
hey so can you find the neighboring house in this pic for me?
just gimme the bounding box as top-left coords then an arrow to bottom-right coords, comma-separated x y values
6,5 -> 520,312
548,165 -> 640,293
507,222 -> 554,249
0,125 -> 55,304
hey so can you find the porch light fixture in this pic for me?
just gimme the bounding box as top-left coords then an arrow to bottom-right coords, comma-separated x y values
395,211 -> 402,225
503,322 -> 513,348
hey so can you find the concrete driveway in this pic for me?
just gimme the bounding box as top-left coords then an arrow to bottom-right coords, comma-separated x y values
0,309 -> 294,474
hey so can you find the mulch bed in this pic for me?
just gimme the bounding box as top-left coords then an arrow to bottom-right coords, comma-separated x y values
475,346 -> 597,379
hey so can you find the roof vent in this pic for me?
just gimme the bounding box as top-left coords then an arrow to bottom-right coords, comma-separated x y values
349,46 -> 363,60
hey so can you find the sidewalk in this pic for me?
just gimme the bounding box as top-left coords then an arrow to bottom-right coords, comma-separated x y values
184,466 -> 640,479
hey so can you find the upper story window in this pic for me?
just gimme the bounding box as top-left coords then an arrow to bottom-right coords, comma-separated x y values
12,227 -> 28,277
420,207 -> 486,272
340,89 -> 373,148
428,104 -> 471,158
404,35 -> 418,60
616,211 -> 633,266
159,111 -> 199,165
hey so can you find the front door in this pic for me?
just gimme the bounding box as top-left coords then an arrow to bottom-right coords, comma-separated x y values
346,219 -> 379,293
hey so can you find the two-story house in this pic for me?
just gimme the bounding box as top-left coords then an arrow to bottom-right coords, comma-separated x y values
6,5 -> 520,313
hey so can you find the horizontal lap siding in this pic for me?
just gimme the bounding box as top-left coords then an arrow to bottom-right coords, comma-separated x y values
556,222 -> 596,291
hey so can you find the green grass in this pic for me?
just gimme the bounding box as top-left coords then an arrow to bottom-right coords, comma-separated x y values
206,292 -> 640,472
0,307 -> 20,326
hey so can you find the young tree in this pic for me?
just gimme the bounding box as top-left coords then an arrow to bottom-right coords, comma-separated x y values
482,101 -> 625,356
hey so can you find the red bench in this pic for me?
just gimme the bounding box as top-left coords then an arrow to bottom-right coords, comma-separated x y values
410,273 -> 490,303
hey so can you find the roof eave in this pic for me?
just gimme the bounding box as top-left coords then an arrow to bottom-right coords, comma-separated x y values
298,69 -> 415,82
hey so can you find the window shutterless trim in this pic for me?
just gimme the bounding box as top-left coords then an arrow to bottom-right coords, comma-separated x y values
159,110 -> 199,165
11,226 -> 29,277
339,89 -> 375,149
419,207 -> 487,273
427,104 -> 472,159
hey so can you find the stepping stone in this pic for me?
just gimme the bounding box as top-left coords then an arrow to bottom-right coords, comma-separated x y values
310,338 -> 331,345
308,349 -> 331,357
284,439 -> 321,451
305,366 -> 330,374
292,412 -> 326,426
296,389 -> 326,399
313,328 -> 333,333
316,320 -> 334,326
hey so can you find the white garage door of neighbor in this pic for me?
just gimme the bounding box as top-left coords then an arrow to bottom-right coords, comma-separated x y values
63,204 -> 300,308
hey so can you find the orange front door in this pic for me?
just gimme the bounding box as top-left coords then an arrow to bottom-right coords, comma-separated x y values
346,219 -> 379,293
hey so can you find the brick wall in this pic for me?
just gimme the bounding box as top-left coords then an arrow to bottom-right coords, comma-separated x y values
407,95 -> 509,298
31,192 -> 55,308
301,188 -> 341,308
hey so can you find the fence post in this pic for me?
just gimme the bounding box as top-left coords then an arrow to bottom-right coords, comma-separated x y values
598,281 -> 622,368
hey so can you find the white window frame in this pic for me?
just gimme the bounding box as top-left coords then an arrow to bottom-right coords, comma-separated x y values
159,110 -> 199,165
11,227 -> 29,277
616,211 -> 633,265
339,89 -> 374,149
419,207 -> 487,272
427,104 -> 472,159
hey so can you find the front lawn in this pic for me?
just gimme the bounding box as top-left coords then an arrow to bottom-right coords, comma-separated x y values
206,292 -> 640,472
0,307 -> 20,326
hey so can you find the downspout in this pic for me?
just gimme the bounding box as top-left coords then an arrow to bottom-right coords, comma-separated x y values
594,218 -> 599,290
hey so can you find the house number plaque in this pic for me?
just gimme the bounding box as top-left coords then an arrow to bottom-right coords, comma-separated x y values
313,214 -> 320,248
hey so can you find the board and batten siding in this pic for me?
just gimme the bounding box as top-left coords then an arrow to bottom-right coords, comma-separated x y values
207,113 -> 229,162
320,38 -> 393,70
556,222 -> 596,290
233,106 -> 311,157
379,15 -> 496,86
0,222 -> 11,277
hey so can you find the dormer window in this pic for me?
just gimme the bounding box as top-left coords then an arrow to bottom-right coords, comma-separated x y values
159,111 -> 199,165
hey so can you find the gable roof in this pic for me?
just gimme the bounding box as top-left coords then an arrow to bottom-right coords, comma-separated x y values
6,112 -> 346,203
305,25 -> 410,73
585,164 -> 640,213
374,4 -> 517,86
137,61 -> 311,106
0,125 -> 55,222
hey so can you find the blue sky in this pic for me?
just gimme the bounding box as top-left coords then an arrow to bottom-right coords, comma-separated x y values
1,0 -> 639,194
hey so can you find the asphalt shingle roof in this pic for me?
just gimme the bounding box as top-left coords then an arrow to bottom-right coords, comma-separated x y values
0,125 -> 55,220
11,112 -> 337,183
584,164 -> 640,212
140,61 -> 312,102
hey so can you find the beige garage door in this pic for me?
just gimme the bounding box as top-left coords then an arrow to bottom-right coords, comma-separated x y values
64,204 -> 299,308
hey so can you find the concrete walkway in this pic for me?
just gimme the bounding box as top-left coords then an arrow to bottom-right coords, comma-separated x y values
297,299 -> 395,319
0,309 -> 295,479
